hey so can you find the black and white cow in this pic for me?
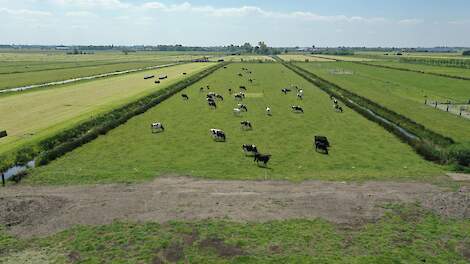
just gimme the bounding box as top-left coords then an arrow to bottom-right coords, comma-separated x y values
234,94 -> 244,101
240,120 -> 252,130
151,122 -> 164,133
216,94 -> 224,101
254,153 -> 271,167
181,94 -> 189,100
334,104 -> 343,113
291,106 -> 304,113
266,107 -> 272,116
210,129 -> 226,142
242,144 -> 258,155
208,100 -> 217,109
238,104 -> 248,112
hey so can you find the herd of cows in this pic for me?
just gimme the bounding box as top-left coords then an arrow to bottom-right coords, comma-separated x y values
148,66 -> 342,167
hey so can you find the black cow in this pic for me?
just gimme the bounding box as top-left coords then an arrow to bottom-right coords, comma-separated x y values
292,106 -> 304,113
235,94 -> 244,101
154,80 -> 160,84
200,87 -> 204,92
314,136 -> 330,154
216,94 -> 224,101
240,120 -> 252,130
238,73 -> 243,77
254,153 -> 271,167
228,88 -> 232,94
181,94 -> 189,100
248,79 -> 253,83
239,86 -> 247,91
242,144 -> 258,155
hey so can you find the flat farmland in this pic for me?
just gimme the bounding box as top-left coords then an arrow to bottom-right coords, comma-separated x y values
278,54 -> 334,62
366,61 -> 470,79
0,51 -> 209,90
311,55 -> 375,61
215,55 -> 275,62
0,63 -> 214,155
296,62 -> 470,142
26,63 -> 441,185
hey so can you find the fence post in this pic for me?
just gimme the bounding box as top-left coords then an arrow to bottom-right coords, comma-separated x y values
2,173 -> 4,187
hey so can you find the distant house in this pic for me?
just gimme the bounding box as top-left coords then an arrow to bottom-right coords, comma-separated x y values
55,46 -> 70,50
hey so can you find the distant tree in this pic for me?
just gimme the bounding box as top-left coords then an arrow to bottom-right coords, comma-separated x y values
258,41 -> 269,55
463,50 -> 470,56
242,42 -> 253,53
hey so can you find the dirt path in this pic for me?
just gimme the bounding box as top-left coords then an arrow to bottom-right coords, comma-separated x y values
1,177 -> 469,238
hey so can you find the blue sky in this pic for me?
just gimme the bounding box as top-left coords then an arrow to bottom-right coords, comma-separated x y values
0,0 -> 469,47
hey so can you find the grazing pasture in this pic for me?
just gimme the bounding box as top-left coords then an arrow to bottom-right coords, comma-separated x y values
0,51 -> 208,90
366,61 -> 470,79
0,63 -> 213,155
26,63 -> 441,185
296,62 -> 470,142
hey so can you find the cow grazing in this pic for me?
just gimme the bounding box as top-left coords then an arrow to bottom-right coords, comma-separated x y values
297,93 -> 303,100
155,80 -> 161,84
281,88 -> 291,94
238,73 -> 243,77
254,153 -> 271,167
239,86 -> 247,91
228,88 -> 232,94
266,107 -> 272,116
292,106 -> 304,113
314,136 -> 330,154
210,129 -> 226,142
216,94 -> 224,101
181,94 -> 189,100
248,79 -> 253,83
335,105 -> 343,113
234,94 -> 244,101
182,72 -> 187,75
151,122 -> 164,133
240,120 -> 252,130
208,100 -> 217,109
144,75 -> 155,80
242,144 -> 258,155
238,104 -> 248,112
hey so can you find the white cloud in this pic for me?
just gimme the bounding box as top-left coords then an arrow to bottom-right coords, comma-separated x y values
398,18 -> 423,25
51,0 -> 130,9
448,19 -> 470,25
0,7 -> 51,16
65,11 -> 97,17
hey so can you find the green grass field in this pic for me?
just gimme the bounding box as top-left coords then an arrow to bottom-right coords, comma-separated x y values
295,62 -> 470,143
366,61 -> 470,79
0,63 -> 214,155
0,51 -> 210,90
1,205 -> 469,263
311,55 -> 375,62
24,62 -> 442,185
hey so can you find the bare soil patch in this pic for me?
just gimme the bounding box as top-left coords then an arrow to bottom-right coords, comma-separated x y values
0,177 -> 468,238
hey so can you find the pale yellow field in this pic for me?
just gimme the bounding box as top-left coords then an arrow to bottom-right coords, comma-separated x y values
0,63 -> 214,154
311,55 -> 375,61
212,55 -> 275,62
278,54 -> 334,62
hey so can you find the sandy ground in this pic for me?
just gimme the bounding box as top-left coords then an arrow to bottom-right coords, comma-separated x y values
1,177 -> 469,238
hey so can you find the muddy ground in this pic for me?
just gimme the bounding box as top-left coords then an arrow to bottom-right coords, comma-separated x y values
1,177 -> 469,238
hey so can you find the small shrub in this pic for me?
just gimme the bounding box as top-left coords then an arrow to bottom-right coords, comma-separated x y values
448,142 -> 470,167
